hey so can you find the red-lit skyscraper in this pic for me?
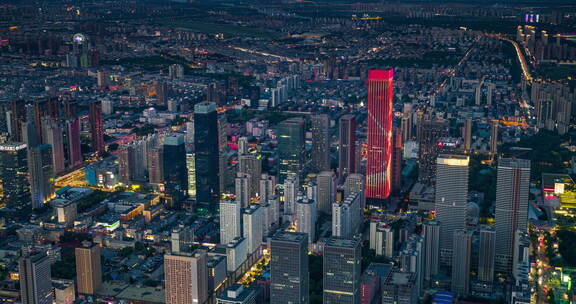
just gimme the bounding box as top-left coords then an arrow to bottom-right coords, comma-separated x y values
89,100 -> 105,155
365,69 -> 394,203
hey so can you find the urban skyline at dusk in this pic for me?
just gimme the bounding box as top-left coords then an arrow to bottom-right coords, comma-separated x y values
0,0 -> 575,304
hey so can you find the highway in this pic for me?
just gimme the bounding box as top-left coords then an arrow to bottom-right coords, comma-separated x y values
487,34 -> 533,84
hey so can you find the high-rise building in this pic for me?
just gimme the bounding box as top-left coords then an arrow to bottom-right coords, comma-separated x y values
226,237 -> 248,272
194,102 -> 220,205
163,135 -> 188,203
478,226 -> 496,282
75,242 -> 102,295
9,100 -> 27,142
283,174 -> 299,216
381,270 -> 417,304
101,98 -> 113,115
451,230 -> 472,295
490,120 -> 499,154
41,118 -> 65,174
295,198 -> 317,243
435,154 -> 469,264
399,235 -> 424,298
277,117 -> 305,183
495,158 -> 530,272
24,106 -> 54,209
19,252 -> 53,304
65,118 -> 82,169
238,136 -> 249,155
422,220 -> 440,284
332,192 -> 362,239
316,171 -> 336,213
235,173 -> 250,208
0,143 -> 30,209
417,119 -> 449,185
270,232 -> 309,304
391,129 -> 402,195
311,114 -> 330,172
366,69 -> 394,204
374,223 -> 394,258
463,118 -> 472,152
344,173 -> 365,209
171,224 -> 194,255
164,250 -> 208,304
148,147 -> 164,184
216,285 -> 257,304
238,153 -> 262,199
243,204 -> 263,254
259,174 -> 276,202
186,153 -> 196,198
89,100 -> 105,154
219,200 -> 242,245
323,238 -> 361,304
217,114 -> 228,192
338,114 -> 356,181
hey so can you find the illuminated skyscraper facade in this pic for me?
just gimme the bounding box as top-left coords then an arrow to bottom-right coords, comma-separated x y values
366,69 -> 394,203
0,143 -> 30,210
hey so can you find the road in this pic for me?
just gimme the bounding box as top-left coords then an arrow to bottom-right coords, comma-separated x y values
486,34 -> 533,84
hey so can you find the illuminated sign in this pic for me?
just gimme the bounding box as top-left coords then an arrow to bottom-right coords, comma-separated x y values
0,143 -> 27,151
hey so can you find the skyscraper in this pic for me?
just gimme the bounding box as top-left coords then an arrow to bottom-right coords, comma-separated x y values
270,232 -> 309,304
435,154 -> 469,264
89,100 -> 105,154
323,238 -> 361,304
259,174 -> 276,202
75,242 -> 102,295
164,250 -> 208,304
332,192 -> 362,239
19,252 -> 53,304
417,119 -> 449,185
283,174 -> 299,216
277,117 -> 305,183
366,69 -> 394,205
0,143 -> 30,210
220,200 -> 242,245
344,173 -> 365,209
238,153 -> 262,199
422,220 -> 440,284
65,117 -> 82,169
490,119 -> 499,155
316,171 -> 336,213
478,225 -> 496,282
451,230 -> 472,295
391,129 -> 402,195
381,270 -> 418,304
495,158 -> 530,272
163,135 -> 188,204
41,118 -> 65,174
243,204 -> 263,254
194,102 -> 220,205
24,105 -> 54,209
311,114 -> 330,172
235,173 -> 250,208
295,198 -> 317,243
338,114 -> 356,181
399,235 -> 424,298
148,147 -> 164,184
186,152 -> 196,198
463,118 -> 472,152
